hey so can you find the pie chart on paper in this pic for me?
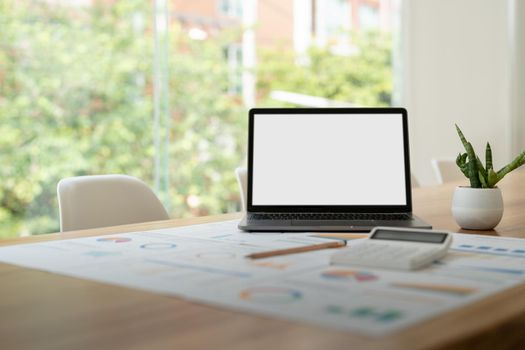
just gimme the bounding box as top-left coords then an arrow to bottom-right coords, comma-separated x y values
240,287 -> 302,304
140,243 -> 177,250
321,269 -> 378,282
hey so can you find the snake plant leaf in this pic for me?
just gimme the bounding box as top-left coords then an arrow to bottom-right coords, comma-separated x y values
456,153 -> 469,177
455,124 -> 470,151
456,153 -> 468,166
456,124 -> 525,187
456,125 -> 483,187
485,142 -> 493,171
466,142 -> 481,188
478,171 -> 488,188
488,168 -> 499,188
456,153 -> 462,166
519,153 -> 525,167
497,148 -> 525,179
464,160 -> 473,175
476,156 -> 487,180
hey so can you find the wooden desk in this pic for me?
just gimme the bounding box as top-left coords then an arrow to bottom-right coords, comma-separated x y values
1,171 -> 525,350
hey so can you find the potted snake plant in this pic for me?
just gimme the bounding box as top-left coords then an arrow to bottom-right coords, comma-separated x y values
452,125 -> 525,230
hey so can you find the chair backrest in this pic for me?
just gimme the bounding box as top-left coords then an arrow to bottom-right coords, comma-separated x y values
57,175 -> 169,232
431,158 -> 464,184
411,174 -> 420,188
235,167 -> 248,212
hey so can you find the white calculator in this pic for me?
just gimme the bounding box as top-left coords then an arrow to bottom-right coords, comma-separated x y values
330,227 -> 453,271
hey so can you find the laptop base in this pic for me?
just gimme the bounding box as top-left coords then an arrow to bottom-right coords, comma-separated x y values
238,215 -> 432,232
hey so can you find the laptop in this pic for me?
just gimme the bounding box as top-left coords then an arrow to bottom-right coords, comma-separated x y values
238,107 -> 431,232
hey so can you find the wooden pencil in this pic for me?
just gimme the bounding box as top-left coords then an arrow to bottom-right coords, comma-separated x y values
246,240 -> 346,259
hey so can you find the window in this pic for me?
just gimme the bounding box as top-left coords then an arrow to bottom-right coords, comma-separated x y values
218,0 -> 242,18
1,0 -> 397,238
359,5 -> 380,30
224,43 -> 243,94
315,0 -> 351,48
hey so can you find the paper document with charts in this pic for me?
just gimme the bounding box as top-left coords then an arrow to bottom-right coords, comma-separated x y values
1,220 -> 525,336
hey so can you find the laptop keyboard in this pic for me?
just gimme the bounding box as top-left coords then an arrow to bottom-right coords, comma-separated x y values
248,213 -> 411,221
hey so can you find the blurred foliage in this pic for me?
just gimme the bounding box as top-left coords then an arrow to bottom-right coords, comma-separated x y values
167,25 -> 247,218
1,0 -> 156,236
0,1 -> 391,238
0,0 -> 246,237
257,31 -> 392,107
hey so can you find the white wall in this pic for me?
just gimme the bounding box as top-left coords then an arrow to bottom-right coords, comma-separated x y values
510,0 -> 525,156
400,0 -> 524,185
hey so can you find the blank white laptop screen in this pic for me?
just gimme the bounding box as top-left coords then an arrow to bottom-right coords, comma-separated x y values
252,113 -> 407,206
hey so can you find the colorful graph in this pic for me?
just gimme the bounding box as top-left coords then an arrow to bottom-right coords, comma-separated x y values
195,252 -> 236,259
96,237 -> 131,243
252,261 -> 291,270
325,305 -> 403,323
454,244 -> 525,258
240,287 -> 302,304
461,266 -> 525,276
146,258 -> 251,278
84,251 -> 121,257
321,269 -> 378,282
211,234 -> 232,239
140,243 -> 177,250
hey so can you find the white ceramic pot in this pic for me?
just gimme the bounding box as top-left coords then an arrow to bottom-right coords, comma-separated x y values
451,187 -> 503,230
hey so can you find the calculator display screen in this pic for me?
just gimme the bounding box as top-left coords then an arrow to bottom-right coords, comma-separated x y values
371,230 -> 447,244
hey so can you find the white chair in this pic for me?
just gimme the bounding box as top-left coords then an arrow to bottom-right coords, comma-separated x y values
431,158 -> 464,184
57,175 -> 169,232
411,174 -> 420,188
235,167 -> 248,211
